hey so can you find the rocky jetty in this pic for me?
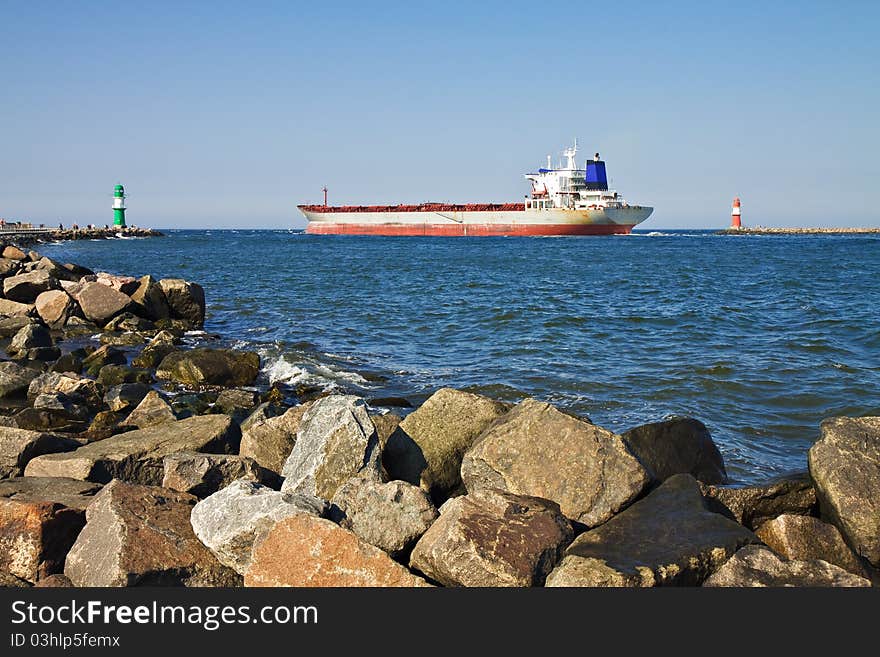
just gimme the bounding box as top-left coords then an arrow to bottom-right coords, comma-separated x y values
0,241 -> 877,588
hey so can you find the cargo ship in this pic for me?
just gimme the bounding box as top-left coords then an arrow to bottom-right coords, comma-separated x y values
298,142 -> 653,236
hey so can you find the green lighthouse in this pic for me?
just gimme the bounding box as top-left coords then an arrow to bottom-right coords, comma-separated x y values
112,184 -> 127,227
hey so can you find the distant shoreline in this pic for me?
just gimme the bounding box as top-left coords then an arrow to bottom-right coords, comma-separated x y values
717,227 -> 880,235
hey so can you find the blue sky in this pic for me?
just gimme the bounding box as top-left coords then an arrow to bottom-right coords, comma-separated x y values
1,1 -> 878,229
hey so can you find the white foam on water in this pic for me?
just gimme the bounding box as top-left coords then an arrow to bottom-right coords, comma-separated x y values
314,364 -> 368,385
264,356 -> 310,385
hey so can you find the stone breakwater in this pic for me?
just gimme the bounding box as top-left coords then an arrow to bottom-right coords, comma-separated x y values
0,226 -> 163,247
0,242 -> 878,588
718,226 -> 880,235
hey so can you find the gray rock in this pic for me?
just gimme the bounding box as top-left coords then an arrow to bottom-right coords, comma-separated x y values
162,451 -> 278,498
103,383 -> 151,412
24,415 -> 241,485
621,417 -> 728,484
7,323 -> 53,355
34,290 -> 74,329
545,474 -> 757,587
64,480 -> 239,587
239,402 -> 287,433
280,395 -> 381,500
76,281 -> 132,325
703,545 -> 871,587
461,398 -> 650,527
0,361 -> 40,398
3,270 -> 58,303
103,312 -> 154,333
28,372 -> 102,408
239,404 -> 308,474
331,475 -> 438,556
128,275 -> 171,321
383,388 -> 510,503
410,487 -> 573,587
0,477 -> 102,582
808,416 -> 880,566
158,278 -> 205,328
156,348 -> 261,387
190,479 -> 326,574
32,393 -> 90,421
214,388 -> 258,415
82,344 -> 127,377
0,427 -> 79,478
755,514 -> 872,579
124,390 -> 177,429
700,472 -> 818,530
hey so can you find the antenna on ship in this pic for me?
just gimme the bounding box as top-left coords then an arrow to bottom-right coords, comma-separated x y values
322,186 -> 328,208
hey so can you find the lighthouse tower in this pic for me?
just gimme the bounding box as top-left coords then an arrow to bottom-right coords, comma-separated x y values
730,197 -> 742,229
112,184 -> 127,227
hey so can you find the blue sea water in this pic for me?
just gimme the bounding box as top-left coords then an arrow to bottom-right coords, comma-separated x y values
43,229 -> 880,483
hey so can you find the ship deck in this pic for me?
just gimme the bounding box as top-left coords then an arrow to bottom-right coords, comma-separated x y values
297,202 -> 527,213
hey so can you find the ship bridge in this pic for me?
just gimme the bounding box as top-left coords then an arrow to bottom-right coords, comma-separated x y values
525,142 -> 631,211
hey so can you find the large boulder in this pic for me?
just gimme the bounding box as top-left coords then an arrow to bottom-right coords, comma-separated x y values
545,474 -> 757,587
239,404 -> 309,473
756,513 -> 872,579
0,298 -> 33,317
128,275 -> 170,321
621,417 -> 727,484
162,452 -> 277,498
156,348 -> 260,387
64,480 -> 239,587
410,488 -> 572,587
0,427 -> 79,478
2,246 -> 27,261
191,480 -> 326,574
34,290 -> 74,329
214,388 -> 257,416
0,361 -> 40,398
124,390 -> 177,429
244,514 -> 430,587
700,473 -> 817,530
0,477 -> 101,582
24,415 -> 241,485
330,475 -> 438,556
280,395 -> 381,500
0,316 -> 32,337
158,279 -> 205,328
3,270 -> 58,303
76,281 -> 132,325
383,388 -> 510,503
703,545 -> 871,587
808,416 -> 880,567
82,345 -> 129,377
461,399 -> 649,526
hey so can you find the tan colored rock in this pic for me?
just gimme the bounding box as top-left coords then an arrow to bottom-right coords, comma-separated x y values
462,398 -> 649,526
383,388 -> 510,502
245,514 -> 430,587
755,514 -> 871,578
0,298 -> 33,317
371,412 -> 401,451
64,480 -> 239,586
0,477 -> 101,582
124,390 -> 177,429
410,488 -> 572,587
808,416 -> 880,567
162,452 -> 276,498
129,275 -> 170,321
3,270 -> 57,303
76,281 -> 132,325
239,404 -> 309,473
0,427 -> 79,478
704,545 -> 871,587
24,415 -> 240,485
2,245 -> 28,261
158,278 -> 205,328
34,290 -> 74,329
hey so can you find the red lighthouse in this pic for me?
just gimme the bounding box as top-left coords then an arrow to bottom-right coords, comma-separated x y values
731,197 -> 742,229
